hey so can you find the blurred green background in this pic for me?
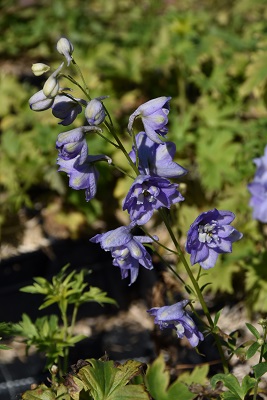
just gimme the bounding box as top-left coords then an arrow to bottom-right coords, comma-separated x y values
1,0 -> 267,311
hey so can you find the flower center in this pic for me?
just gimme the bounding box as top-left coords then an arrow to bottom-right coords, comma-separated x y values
198,222 -> 218,244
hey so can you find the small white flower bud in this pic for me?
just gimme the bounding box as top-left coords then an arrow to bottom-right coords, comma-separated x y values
56,37 -> 74,66
51,365 -> 58,374
43,62 -> 64,98
31,63 -> 50,76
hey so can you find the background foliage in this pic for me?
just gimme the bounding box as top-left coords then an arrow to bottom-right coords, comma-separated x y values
1,0 -> 267,310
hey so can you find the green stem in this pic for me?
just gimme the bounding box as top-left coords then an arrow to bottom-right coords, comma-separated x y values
71,58 -> 91,99
159,208 -> 229,373
253,325 -> 267,399
95,130 -> 120,148
110,163 -> 136,180
70,304 -> 79,336
140,226 -> 178,255
153,249 -> 186,286
61,74 -> 89,100
59,302 -> 69,375
104,121 -> 140,176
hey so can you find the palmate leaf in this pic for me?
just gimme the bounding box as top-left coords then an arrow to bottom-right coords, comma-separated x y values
145,353 -> 195,400
72,359 -> 149,400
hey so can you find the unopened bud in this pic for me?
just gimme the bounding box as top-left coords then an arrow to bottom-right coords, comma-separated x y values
85,97 -> 107,125
43,62 -> 64,98
51,365 -> 58,374
31,63 -> 50,76
56,37 -> 74,66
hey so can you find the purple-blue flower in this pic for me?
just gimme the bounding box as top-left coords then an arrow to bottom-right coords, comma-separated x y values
123,132 -> 186,225
247,146 -> 267,223
90,224 -> 157,285
56,126 -> 101,164
147,300 -> 204,347
185,209 -> 243,269
57,154 -> 111,201
52,95 -> 86,126
128,97 -> 171,144
122,175 -> 184,225
129,132 -> 187,178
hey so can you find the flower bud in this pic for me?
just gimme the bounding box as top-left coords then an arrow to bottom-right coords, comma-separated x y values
29,90 -> 54,111
31,63 -> 50,76
43,62 -> 64,98
51,365 -> 58,375
85,98 -> 107,125
56,37 -> 74,66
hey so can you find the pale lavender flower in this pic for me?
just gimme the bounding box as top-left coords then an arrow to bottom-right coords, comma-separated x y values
52,95 -> 86,126
122,175 -> 184,225
57,154 -> 111,201
29,90 -> 54,111
247,145 -> 267,223
128,97 -> 171,144
251,145 -> 267,182
56,126 -> 101,164
147,300 -> 204,347
185,209 -> 243,269
90,224 -> 157,285
248,182 -> 267,223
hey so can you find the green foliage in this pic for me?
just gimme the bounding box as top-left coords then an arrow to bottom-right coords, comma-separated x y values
16,265 -> 116,373
145,353 -> 208,400
20,264 -> 117,313
211,373 -> 256,400
22,358 -> 149,400
14,313 -> 85,368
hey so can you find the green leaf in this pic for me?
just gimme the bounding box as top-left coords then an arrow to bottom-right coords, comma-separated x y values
145,353 -> 170,400
214,310 -> 222,326
240,375 -> 256,396
223,393 -> 241,400
109,385 -> 149,400
77,359 -> 149,400
167,381 -> 195,400
253,362 -> 267,379
246,323 -> 261,339
239,51 -> 267,97
211,373 -> 243,399
246,342 -> 261,359
22,384 -> 56,400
